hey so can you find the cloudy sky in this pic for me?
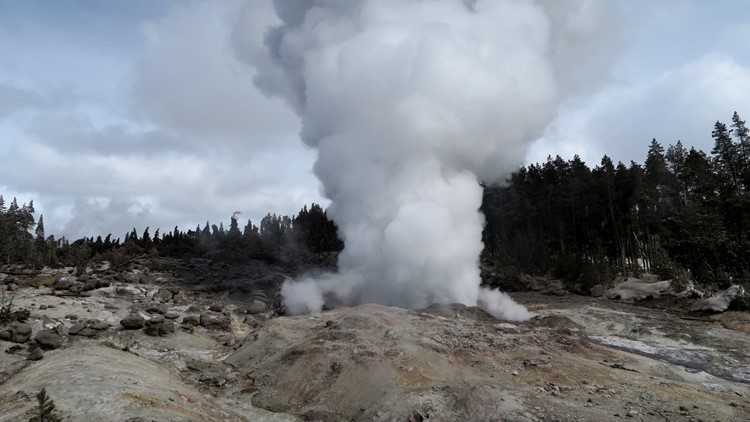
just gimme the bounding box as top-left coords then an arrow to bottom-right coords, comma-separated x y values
1,0 -> 750,240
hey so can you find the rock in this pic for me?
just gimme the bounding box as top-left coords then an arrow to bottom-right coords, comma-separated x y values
116,286 -> 144,297
35,273 -> 62,288
22,277 -> 41,288
89,320 -> 110,331
68,323 -> 86,335
53,276 -> 77,290
69,282 -> 85,294
590,284 -> 606,297
26,346 -> 44,361
55,324 -> 69,336
65,314 -> 79,321
171,291 -> 189,305
606,279 -> 672,300
246,303 -> 268,315
244,316 -> 261,328
35,330 -> 64,350
0,330 -> 10,341
76,328 -> 98,337
145,318 -> 176,337
182,315 -> 200,326
146,304 -> 167,315
149,315 -> 165,324
164,311 -> 179,320
82,280 -> 99,292
200,312 -> 231,331
155,289 -> 173,303
9,322 -> 32,343
42,316 -> 57,330
120,313 -> 146,329
690,285 -> 746,313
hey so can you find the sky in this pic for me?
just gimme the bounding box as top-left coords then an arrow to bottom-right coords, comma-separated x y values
1,0 -> 750,240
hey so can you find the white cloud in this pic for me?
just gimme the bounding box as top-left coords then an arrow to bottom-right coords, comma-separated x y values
529,53 -> 750,166
0,0 -> 323,240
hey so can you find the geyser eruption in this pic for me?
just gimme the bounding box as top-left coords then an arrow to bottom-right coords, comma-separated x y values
248,0 -> 610,320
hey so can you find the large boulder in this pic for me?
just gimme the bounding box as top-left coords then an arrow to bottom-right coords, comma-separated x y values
690,285 -> 746,313
53,276 -> 77,291
116,286 -> 145,297
35,273 -> 63,288
120,313 -> 146,329
34,330 -> 64,350
181,315 -> 200,326
606,279 -> 672,300
144,316 -> 176,337
1,322 -> 33,343
200,312 -> 231,331
155,288 -> 173,303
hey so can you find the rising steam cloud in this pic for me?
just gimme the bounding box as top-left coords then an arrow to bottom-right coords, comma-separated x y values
242,0 -> 612,320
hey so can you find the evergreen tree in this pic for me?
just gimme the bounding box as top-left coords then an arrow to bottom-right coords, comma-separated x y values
712,121 -> 741,193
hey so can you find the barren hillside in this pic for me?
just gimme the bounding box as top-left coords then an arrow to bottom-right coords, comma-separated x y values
0,258 -> 748,421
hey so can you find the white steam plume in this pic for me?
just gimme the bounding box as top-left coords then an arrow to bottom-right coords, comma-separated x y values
241,0 -> 613,320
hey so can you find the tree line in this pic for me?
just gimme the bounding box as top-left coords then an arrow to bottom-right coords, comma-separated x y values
0,201 -> 342,269
481,112 -> 750,292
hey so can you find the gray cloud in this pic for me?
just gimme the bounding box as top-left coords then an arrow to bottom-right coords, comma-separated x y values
530,53 -> 750,165
0,0 -> 322,240
129,0 -> 300,156
0,84 -> 72,119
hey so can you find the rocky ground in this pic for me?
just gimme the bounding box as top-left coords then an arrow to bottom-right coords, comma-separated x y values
0,257 -> 748,421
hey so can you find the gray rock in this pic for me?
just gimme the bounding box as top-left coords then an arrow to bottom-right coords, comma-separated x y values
155,288 -> 173,303
182,315 -> 200,326
149,315 -> 165,324
0,329 -> 10,341
116,286 -> 144,296
160,321 -> 176,335
9,322 -> 32,343
55,324 -> 69,336
690,285 -> 746,313
89,320 -> 110,331
246,303 -> 268,315
144,319 -> 176,337
27,346 -> 44,361
54,276 -> 77,290
77,328 -> 98,337
35,330 -> 64,350
146,304 -> 167,314
68,323 -> 86,335
82,280 -> 99,292
164,311 -> 179,320
120,313 -> 146,329
69,282 -> 84,294
200,312 -> 231,331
